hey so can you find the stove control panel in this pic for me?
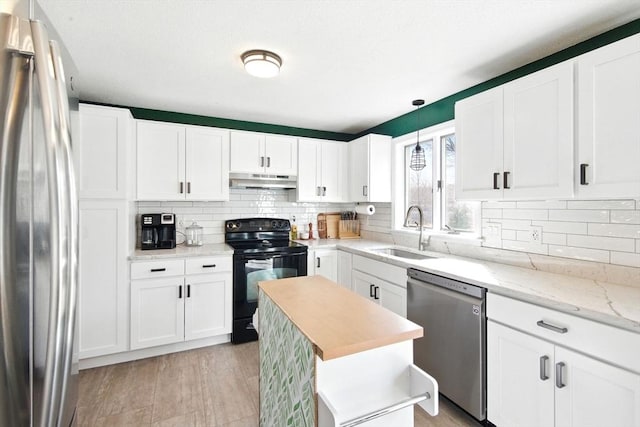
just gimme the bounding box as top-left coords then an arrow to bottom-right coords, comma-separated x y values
225,218 -> 291,233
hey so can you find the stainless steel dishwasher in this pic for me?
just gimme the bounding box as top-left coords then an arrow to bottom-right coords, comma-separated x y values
407,268 -> 486,422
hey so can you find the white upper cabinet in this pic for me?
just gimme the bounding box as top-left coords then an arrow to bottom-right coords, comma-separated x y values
503,61 -> 574,200
229,131 -> 297,175
297,138 -> 347,202
349,134 -> 392,202
455,87 -> 504,200
136,120 -> 229,201
577,34 -> 640,198
456,61 -> 574,200
78,104 -> 134,199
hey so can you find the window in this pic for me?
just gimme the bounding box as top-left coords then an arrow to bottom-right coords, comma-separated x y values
397,122 -> 480,234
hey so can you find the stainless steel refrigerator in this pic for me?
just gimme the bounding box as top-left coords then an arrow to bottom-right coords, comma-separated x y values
1,0 -> 79,425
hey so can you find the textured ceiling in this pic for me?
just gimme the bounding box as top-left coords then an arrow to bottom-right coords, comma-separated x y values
39,0 -> 640,134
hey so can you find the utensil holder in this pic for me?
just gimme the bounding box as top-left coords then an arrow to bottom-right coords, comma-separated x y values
338,220 -> 360,239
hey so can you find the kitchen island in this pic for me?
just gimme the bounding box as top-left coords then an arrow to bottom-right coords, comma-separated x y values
257,275 -> 438,427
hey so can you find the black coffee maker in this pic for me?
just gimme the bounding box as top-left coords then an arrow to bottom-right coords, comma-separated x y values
140,213 -> 176,250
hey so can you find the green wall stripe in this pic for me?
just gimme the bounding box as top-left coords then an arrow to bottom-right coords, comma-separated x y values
358,17 -> 640,138
83,18 -> 640,142
79,101 -> 354,141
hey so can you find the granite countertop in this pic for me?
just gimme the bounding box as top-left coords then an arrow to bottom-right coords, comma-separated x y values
259,275 -> 423,361
129,243 -> 234,260
302,238 -> 640,334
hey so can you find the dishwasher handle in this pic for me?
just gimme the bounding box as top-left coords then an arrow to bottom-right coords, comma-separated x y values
408,277 -> 484,306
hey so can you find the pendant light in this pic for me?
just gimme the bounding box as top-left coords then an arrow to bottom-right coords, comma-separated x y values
410,99 -> 426,171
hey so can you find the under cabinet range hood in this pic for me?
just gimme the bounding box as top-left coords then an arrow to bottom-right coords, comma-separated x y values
229,173 -> 297,189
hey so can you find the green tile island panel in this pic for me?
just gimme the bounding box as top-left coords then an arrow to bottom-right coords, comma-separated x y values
259,290 -> 315,427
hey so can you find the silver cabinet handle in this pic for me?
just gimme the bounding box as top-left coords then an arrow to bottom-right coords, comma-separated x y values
539,355 -> 549,380
316,186 -> 321,196
179,182 -> 184,194
187,182 -> 191,194
362,185 -> 368,197
322,186 -> 326,196
267,156 -> 271,167
260,156 -> 265,167
537,320 -> 568,334
369,284 -> 375,298
374,286 -> 379,300
32,21 -> 79,427
556,362 -> 566,388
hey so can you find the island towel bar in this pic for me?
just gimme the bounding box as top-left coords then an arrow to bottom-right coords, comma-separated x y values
340,392 -> 431,427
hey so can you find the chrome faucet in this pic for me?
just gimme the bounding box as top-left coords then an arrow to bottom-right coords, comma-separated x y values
404,205 -> 425,251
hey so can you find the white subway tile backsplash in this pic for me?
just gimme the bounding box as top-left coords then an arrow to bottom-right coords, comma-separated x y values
531,220 -> 587,234
611,210 -> 640,224
501,229 -> 516,240
482,209 -> 502,219
516,200 -> 567,209
548,209 -> 609,223
502,240 -> 548,255
567,234 -> 635,252
483,201 -> 517,209
493,219 -> 534,230
502,209 -> 548,220
548,245 -> 610,263
588,223 -> 640,239
542,232 -> 566,246
567,200 -> 636,210
610,252 -> 640,268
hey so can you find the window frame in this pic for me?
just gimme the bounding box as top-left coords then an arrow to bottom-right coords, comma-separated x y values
392,120 -> 480,237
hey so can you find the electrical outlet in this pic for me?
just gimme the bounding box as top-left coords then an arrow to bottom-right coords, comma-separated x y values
530,226 -> 542,242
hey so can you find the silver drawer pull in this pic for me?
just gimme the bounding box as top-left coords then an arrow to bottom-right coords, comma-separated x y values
556,362 -> 566,388
539,355 -> 549,381
537,320 -> 568,334
202,264 -> 216,268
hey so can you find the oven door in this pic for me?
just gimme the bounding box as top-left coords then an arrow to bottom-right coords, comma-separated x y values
232,250 -> 307,343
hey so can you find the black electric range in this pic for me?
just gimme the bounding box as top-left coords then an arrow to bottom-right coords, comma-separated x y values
225,218 -> 308,343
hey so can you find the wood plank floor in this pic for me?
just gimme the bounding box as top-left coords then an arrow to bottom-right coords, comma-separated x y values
78,341 -> 478,426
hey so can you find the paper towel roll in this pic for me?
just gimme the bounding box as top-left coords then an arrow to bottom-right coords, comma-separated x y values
355,204 -> 376,216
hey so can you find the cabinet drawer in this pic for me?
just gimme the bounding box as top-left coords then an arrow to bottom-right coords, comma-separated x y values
185,256 -> 232,275
488,292 -> 640,373
131,259 -> 185,280
352,255 -> 406,287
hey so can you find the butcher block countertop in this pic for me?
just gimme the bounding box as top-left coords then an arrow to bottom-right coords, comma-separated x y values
258,275 -> 423,361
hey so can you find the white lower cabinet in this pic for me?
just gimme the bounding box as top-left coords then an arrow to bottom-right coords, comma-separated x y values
78,200 -> 132,359
488,293 -> 640,427
336,250 -> 352,290
353,270 -> 406,317
352,255 -> 407,317
308,248 -> 338,282
130,256 -> 232,350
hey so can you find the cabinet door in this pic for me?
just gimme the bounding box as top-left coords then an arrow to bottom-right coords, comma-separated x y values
265,134 -> 297,175
320,141 -> 348,202
184,273 -> 232,341
352,270 -> 377,303
349,136 -> 369,202
78,200 -> 128,358
503,61 -> 574,200
378,281 -> 407,317
185,126 -> 229,201
297,139 -> 321,202
136,120 -> 186,200
487,321 -> 555,427
229,131 -> 264,173
455,87 -> 504,200
130,277 -> 185,349
555,346 -> 640,427
336,250 -> 352,290
78,104 -> 132,199
577,34 -> 640,198
314,249 -> 337,283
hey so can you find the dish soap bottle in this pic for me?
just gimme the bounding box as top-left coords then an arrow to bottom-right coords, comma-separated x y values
290,216 -> 298,240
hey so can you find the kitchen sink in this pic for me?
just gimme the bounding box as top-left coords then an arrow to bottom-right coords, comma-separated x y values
370,247 -> 434,261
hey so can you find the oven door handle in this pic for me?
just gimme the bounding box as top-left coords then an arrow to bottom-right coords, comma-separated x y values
236,252 -> 307,261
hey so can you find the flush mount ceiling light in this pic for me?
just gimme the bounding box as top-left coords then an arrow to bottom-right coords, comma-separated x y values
241,49 -> 282,78
409,99 -> 426,171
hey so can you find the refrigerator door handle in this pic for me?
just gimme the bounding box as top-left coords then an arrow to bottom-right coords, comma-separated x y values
31,21 -> 77,427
